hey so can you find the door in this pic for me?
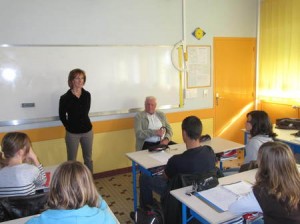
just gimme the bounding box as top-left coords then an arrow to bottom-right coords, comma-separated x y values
214,37 -> 256,143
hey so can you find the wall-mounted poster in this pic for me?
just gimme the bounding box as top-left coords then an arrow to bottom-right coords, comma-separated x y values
187,45 -> 211,88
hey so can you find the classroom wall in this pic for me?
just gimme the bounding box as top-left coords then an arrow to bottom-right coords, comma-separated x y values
0,0 -> 258,174
31,117 -> 214,172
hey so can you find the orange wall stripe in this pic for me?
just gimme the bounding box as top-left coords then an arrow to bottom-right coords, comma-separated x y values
0,109 -> 214,142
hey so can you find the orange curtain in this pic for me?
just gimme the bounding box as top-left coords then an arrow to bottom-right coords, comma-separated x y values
258,0 -> 300,105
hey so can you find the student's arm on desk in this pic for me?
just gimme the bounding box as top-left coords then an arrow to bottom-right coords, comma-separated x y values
228,190 -> 262,215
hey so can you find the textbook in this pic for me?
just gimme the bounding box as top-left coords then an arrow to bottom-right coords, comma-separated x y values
195,180 -> 253,213
220,149 -> 238,161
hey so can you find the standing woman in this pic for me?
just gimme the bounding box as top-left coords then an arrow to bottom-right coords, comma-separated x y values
229,141 -> 300,223
59,68 -> 93,173
0,132 -> 46,197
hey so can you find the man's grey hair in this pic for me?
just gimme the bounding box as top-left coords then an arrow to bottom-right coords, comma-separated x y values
145,96 -> 157,103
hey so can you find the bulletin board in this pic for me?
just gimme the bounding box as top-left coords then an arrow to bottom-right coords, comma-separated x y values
186,45 -> 211,88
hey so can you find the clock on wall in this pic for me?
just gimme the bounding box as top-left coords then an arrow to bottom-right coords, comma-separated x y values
192,27 -> 206,40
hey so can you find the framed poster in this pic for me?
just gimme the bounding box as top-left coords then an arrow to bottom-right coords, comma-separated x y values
187,45 -> 211,88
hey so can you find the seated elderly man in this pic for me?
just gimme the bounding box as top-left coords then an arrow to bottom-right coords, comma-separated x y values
134,96 -> 175,151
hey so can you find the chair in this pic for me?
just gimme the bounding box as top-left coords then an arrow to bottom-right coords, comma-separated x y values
0,192 -> 49,222
161,167 -> 223,224
239,160 -> 258,173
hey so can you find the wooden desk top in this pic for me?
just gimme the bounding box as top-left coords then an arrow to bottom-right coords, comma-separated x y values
274,128 -> 300,145
170,169 -> 257,224
126,137 -> 245,169
171,165 -> 300,224
243,127 -> 300,146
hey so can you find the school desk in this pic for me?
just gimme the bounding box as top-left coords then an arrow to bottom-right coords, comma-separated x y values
173,164 -> 300,224
170,169 -> 257,224
125,137 -> 245,212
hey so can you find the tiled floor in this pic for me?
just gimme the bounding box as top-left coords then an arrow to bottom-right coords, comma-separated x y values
95,172 -> 135,224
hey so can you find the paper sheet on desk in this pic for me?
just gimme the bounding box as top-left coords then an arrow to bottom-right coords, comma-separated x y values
294,137 -> 300,142
149,151 -> 173,163
195,181 -> 253,212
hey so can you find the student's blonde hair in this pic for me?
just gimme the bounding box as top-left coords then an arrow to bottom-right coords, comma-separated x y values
0,132 -> 31,167
255,141 -> 300,211
47,161 -> 99,209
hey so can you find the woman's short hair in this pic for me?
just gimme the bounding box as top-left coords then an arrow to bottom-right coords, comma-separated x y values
255,141 -> 300,211
68,68 -> 86,89
0,132 -> 31,167
47,161 -> 99,209
181,116 -> 202,140
247,110 -> 276,138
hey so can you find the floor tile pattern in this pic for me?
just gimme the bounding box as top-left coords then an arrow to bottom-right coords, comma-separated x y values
95,172 -> 136,224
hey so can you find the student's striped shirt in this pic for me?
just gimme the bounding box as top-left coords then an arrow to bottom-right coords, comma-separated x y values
0,163 -> 46,197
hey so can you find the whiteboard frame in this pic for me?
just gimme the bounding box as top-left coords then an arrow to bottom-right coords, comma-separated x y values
0,45 -> 180,127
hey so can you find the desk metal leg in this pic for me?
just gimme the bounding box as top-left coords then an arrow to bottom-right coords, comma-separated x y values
132,161 -> 138,212
182,203 -> 187,224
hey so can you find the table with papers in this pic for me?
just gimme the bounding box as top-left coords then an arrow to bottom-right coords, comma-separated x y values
170,169 -> 257,224
195,181 -> 252,213
126,138 -> 245,212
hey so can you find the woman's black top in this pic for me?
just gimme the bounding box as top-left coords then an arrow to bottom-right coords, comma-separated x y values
59,88 -> 92,134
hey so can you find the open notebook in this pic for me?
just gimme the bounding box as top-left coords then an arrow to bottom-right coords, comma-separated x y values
195,180 -> 253,213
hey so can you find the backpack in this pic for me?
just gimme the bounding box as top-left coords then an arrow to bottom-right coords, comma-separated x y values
134,204 -> 164,224
161,167 -> 223,224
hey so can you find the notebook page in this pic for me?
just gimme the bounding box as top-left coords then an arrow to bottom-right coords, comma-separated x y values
148,151 -> 172,164
196,186 -> 238,212
222,181 -> 252,196
195,181 -> 253,212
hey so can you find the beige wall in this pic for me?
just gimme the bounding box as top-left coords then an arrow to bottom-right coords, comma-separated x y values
30,118 -> 213,173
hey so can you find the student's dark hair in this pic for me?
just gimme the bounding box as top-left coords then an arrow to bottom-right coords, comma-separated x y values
181,116 -> 202,140
68,68 -> 86,88
247,110 -> 276,138
0,132 -> 31,167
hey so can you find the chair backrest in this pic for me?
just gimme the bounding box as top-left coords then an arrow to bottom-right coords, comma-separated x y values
161,167 -> 223,224
0,192 -> 49,222
239,160 -> 258,173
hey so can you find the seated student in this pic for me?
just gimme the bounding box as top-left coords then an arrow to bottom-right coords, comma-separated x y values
26,161 -> 117,224
244,110 -> 276,163
0,132 -> 46,197
138,116 -> 216,209
134,96 -> 175,151
229,142 -> 300,224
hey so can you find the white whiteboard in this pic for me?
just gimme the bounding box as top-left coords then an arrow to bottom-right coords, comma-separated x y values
0,46 -> 180,123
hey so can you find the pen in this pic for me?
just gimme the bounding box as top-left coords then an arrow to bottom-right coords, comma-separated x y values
221,181 -> 242,186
